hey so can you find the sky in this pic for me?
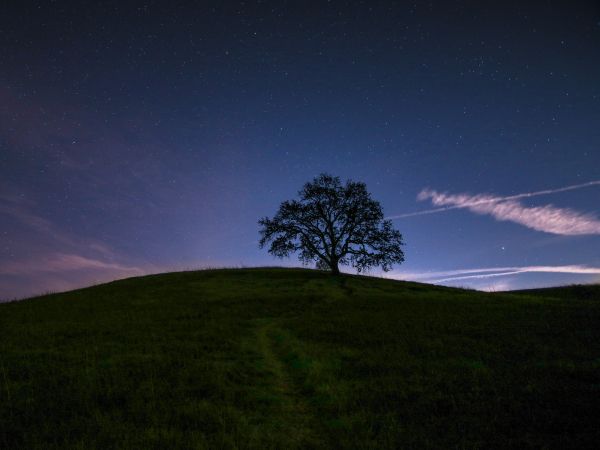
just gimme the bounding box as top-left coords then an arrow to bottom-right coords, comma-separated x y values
1,1 -> 599,300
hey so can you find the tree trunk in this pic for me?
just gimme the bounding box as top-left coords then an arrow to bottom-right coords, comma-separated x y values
330,259 -> 340,275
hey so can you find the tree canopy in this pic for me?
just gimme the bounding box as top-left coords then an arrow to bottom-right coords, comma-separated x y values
258,174 -> 405,274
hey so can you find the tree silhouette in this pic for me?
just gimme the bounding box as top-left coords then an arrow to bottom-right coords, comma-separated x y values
258,174 -> 405,274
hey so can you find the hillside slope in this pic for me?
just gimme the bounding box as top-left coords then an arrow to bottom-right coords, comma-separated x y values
506,283 -> 600,301
1,268 -> 599,449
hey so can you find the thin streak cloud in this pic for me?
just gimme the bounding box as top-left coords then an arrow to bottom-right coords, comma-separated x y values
0,253 -> 149,277
389,181 -> 600,235
389,180 -> 600,221
399,264 -> 600,284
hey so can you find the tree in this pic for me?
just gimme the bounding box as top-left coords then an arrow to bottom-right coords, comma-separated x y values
258,173 -> 405,275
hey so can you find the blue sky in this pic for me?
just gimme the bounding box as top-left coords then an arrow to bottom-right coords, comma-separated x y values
1,2 -> 599,299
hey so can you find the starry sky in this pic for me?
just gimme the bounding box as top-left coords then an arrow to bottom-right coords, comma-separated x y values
1,1 -> 600,300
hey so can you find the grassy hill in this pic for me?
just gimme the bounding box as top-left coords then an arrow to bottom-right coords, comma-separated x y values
507,284 -> 600,301
1,268 -> 599,449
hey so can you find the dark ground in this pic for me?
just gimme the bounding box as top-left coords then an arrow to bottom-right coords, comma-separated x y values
1,268 -> 599,449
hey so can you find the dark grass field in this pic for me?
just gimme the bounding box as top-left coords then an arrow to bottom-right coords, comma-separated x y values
507,284 -> 600,301
1,268 -> 599,449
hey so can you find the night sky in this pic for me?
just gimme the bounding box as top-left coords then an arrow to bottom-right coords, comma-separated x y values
1,1 -> 600,300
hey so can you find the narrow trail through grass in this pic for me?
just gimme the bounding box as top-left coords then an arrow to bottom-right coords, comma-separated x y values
254,319 -> 322,448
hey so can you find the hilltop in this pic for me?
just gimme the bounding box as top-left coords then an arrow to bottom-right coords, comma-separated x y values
1,268 -> 599,449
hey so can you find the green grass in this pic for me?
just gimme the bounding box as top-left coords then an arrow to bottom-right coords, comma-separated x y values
507,284 -> 600,301
1,268 -> 599,449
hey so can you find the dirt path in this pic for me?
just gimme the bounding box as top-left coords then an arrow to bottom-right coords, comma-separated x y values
254,320 -> 323,448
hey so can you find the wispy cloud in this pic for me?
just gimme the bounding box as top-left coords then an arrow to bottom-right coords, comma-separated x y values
0,202 -> 79,248
0,194 -> 158,300
0,193 -> 106,250
397,264 -> 600,284
0,252 -> 161,301
389,180 -> 600,235
0,253 -> 149,276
